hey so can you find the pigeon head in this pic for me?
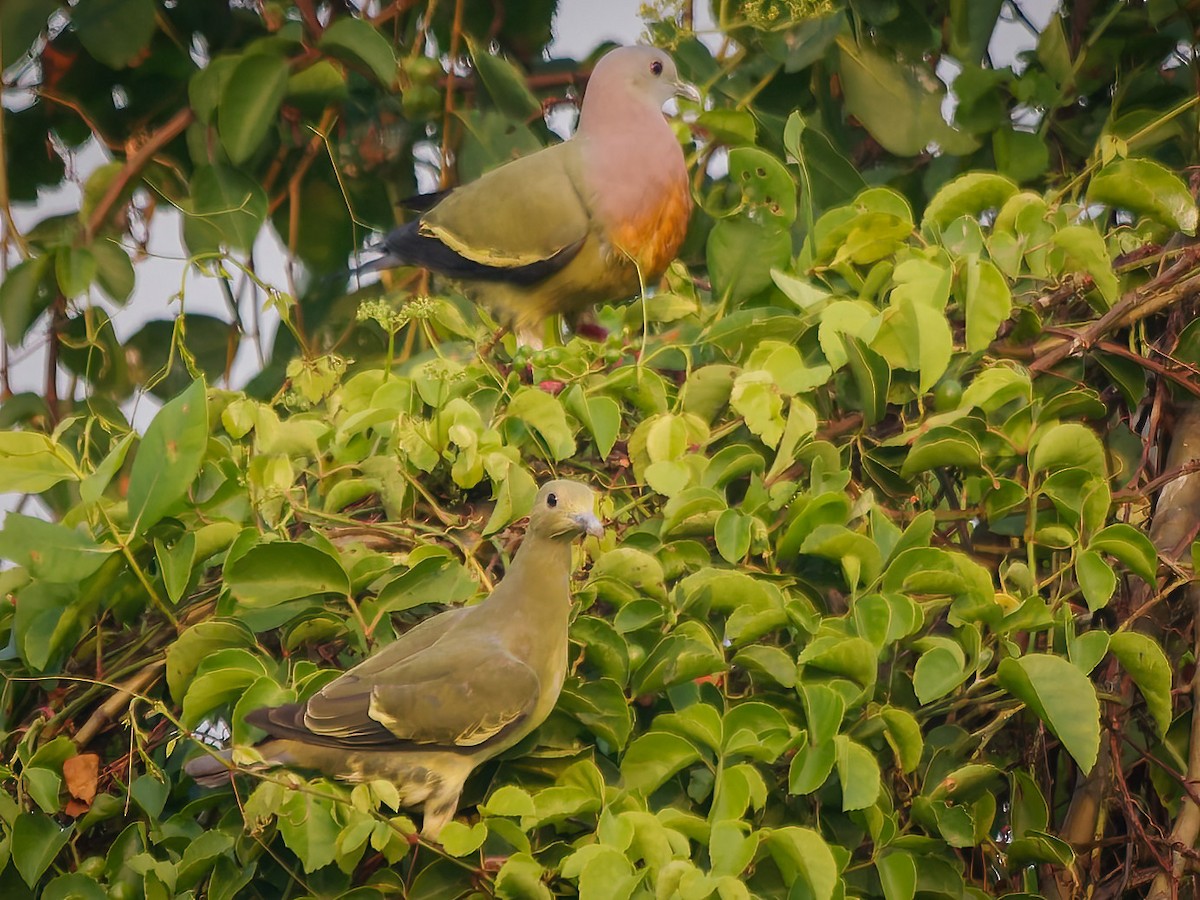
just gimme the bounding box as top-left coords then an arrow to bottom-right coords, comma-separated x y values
582,45 -> 700,120
530,480 -> 604,540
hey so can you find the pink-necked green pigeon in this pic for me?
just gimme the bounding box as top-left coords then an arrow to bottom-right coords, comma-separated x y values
360,45 -> 698,329
184,480 -> 603,841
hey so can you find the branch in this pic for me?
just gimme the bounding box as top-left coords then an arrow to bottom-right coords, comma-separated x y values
1030,244 -> 1200,374
1147,583 -> 1200,899
73,660 -> 165,748
84,106 -> 195,241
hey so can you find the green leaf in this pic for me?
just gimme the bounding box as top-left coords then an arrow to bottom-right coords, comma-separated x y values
913,645 -> 968,704
1030,423 -> 1106,479
727,147 -> 797,226
798,635 -> 878,693
494,853 -> 551,900
225,541 -> 350,607
154,531 -> 196,605
1051,225 -> 1119,306
871,295 -> 953,392
765,827 -> 838,900
707,219 -> 792,302
731,645 -> 796,688
1075,550 -> 1116,611
800,524 -> 882,591
319,17 -> 397,86
901,425 -> 983,477
558,678 -> 633,750
71,0 -> 156,69
562,844 -> 641,900
43,873 -> 108,900
836,36 -> 978,157
0,254 -> 55,343
370,556 -> 477,618
993,126 -> 1050,183
709,820 -> 759,879
632,623 -> 725,695
730,372 -> 785,447
843,336 -> 889,426
697,108 -> 757,145
11,811 -> 72,887
126,379 -> 209,532
881,706 -> 923,773
714,508 -> 752,563
80,432 -> 134,504
621,732 -> 702,796
564,388 -> 621,459
24,766 -> 61,813
483,785 -> 537,818
997,653 -> 1100,773
964,256 -> 1012,352
468,38 -> 540,119
218,53 -> 289,164
1007,830 -> 1075,868
877,850 -> 917,900
92,240 -> 135,305
278,788 -> 341,872
1088,523 -> 1158,584
483,463 -> 538,535
835,734 -> 881,811
439,821 -> 488,857
723,702 -> 792,763
182,165 -> 268,254
1087,157 -> 1198,235
0,430 -> 78,493
507,388 -> 576,460
1069,629 -> 1110,676
2,0 -> 58,70
0,514 -> 113,583
166,620 -> 255,703
788,737 -> 836,794
784,112 -> 867,219
801,683 -> 845,745
1109,631 -> 1172,739
923,173 -> 1019,231
54,246 -> 96,298
129,773 -> 168,819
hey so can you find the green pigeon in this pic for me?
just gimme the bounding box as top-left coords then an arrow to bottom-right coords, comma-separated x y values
184,480 -> 603,841
359,45 -> 698,331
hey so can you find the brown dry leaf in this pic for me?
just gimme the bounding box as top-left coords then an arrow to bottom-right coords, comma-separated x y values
63,753 -> 100,804
64,798 -> 90,818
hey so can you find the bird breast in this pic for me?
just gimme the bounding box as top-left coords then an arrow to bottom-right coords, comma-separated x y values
582,122 -> 691,280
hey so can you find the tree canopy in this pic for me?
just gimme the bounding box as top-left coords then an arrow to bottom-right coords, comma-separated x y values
2,0 -> 1200,897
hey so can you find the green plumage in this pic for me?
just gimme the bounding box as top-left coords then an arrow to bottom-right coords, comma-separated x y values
185,481 -> 602,841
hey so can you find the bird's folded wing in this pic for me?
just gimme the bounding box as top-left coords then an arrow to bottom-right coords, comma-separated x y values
339,607 -> 469,680
302,646 -> 540,748
420,145 -> 591,269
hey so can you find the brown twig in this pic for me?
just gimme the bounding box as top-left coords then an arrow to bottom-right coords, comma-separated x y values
1147,591 -> 1200,899
1090,338 -> 1200,399
269,108 -> 338,215
370,0 -> 420,27
438,0 -> 467,191
84,106 -> 195,241
294,0 -> 324,39
44,293 -> 65,423
73,660 -> 166,748
1030,244 -> 1200,374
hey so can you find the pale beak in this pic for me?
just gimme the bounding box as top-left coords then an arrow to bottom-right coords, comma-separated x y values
573,512 -> 605,539
674,81 -> 702,104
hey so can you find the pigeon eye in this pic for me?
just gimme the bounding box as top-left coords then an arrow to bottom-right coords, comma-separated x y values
546,492 -> 558,508
650,59 -> 663,76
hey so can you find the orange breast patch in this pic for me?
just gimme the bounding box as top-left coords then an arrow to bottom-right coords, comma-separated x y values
609,177 -> 692,280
